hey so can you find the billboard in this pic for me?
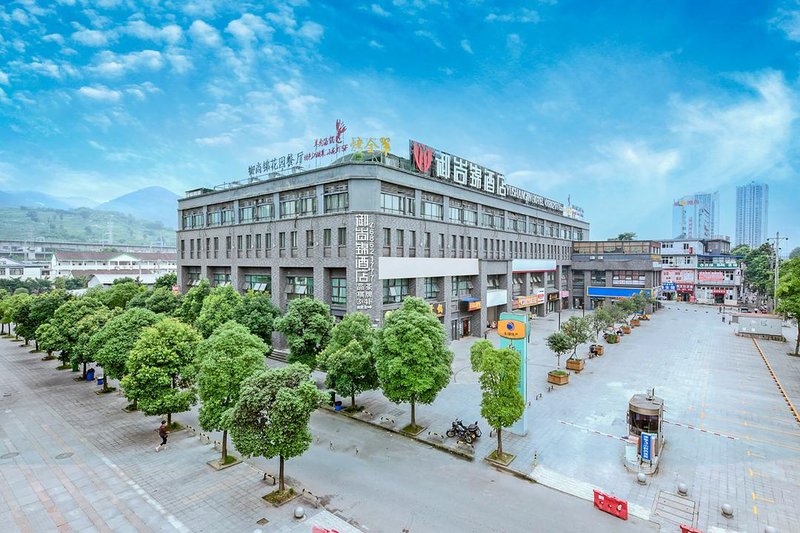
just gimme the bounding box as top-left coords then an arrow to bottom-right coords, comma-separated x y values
697,271 -> 724,283
662,269 -> 695,283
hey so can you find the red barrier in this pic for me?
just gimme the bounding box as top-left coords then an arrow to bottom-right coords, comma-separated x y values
680,525 -> 703,533
593,489 -> 628,520
312,527 -> 340,533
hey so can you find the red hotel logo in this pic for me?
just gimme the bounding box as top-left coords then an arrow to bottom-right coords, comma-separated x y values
412,141 -> 432,173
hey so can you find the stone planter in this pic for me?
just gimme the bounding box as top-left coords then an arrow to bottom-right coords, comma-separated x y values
547,370 -> 569,385
621,325 -> 632,334
630,319 -> 640,327
565,358 -> 585,372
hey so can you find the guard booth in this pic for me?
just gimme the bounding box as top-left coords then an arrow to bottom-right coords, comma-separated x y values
624,390 -> 664,474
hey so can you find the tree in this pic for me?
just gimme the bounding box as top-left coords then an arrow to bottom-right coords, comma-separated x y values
740,243 -> 774,298
35,322 -> 61,360
375,297 -> 453,428
470,340 -> 524,458
731,244 -> 750,257
790,247 -> 800,260
175,279 -> 211,324
94,280 -> 146,310
70,306 -> 116,378
545,331 -> 572,369
233,291 -> 281,346
144,287 -> 181,315
274,298 -> 334,368
121,318 -> 202,425
317,312 -> 379,408
196,321 -> 267,464
776,257 -> 800,356
195,285 -> 242,337
28,290 -> 70,351
10,294 -> 34,345
610,232 -> 636,241
154,273 -> 178,290
229,364 -> 325,493
590,308 -> 613,342
89,308 -> 162,393
560,316 -> 591,359
2,293 -> 31,339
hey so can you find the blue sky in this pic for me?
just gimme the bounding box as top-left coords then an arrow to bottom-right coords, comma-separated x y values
1,0 -> 799,253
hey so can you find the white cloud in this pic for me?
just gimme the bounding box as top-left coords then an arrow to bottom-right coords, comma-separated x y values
460,39 -> 473,54
371,3 -> 390,16
72,28 -> 111,47
486,8 -> 540,23
414,30 -> 444,49
123,20 -> 183,44
0,70 -> 8,85
26,59 -> 66,80
42,33 -> 64,45
87,50 -> 165,77
770,6 -> 800,41
124,81 -> 160,100
188,20 -> 221,47
274,80 -> 324,114
297,21 -> 323,43
11,8 -> 31,26
78,85 -> 122,102
368,39 -> 383,49
225,13 -> 272,47
165,50 -> 193,74
266,5 -> 296,32
195,134 -> 233,146
0,87 -> 10,105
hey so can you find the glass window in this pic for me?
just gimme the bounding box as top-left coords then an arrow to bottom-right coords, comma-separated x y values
452,276 -> 472,297
331,278 -> 346,305
424,277 -> 440,299
338,227 -> 347,246
279,232 -> 286,249
383,278 -> 409,304
243,274 -> 271,292
324,192 -> 348,213
286,276 -> 313,300
422,201 -> 443,220
212,272 -> 231,286
324,228 -> 332,246
380,193 -> 415,215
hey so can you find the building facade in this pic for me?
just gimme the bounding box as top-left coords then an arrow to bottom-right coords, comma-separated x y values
0,258 -> 50,280
672,192 -> 718,239
0,239 -> 175,263
569,240 -> 662,310
660,238 -> 742,305
735,181 -> 768,248
176,146 -> 589,342
51,252 -> 177,279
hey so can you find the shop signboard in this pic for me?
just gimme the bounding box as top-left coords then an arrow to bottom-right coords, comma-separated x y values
662,282 -> 677,291
512,295 -> 537,309
559,290 -> 570,298
429,302 -> 445,317
661,269 -> 696,283
547,292 -> 559,302
534,288 -> 546,305
460,298 -> 481,311
698,271 -> 724,283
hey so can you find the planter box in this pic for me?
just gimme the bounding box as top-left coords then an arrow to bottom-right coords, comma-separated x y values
605,334 -> 618,344
594,345 -> 604,356
566,359 -> 585,372
621,326 -> 632,334
547,371 -> 569,385
630,319 -> 640,327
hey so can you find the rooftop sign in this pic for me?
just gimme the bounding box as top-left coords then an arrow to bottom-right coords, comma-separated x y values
409,140 -> 564,214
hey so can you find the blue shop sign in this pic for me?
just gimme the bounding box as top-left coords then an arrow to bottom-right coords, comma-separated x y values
640,432 -> 653,461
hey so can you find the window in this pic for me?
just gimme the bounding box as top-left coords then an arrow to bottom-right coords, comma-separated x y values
438,233 -> 445,258
451,235 -> 457,258
256,202 -> 274,221
255,234 -> 262,251
182,210 -> 204,229
424,232 -> 431,257
206,238 -> 211,259
239,205 -> 254,222
331,278 -> 347,305
286,276 -> 313,300
280,188 -> 316,218
290,231 -> 298,256
243,274 -> 271,293
279,232 -> 286,250
237,235 -> 243,258
590,271 -> 606,285
612,271 -> 646,286
265,233 -> 272,250
207,204 -> 234,226
306,230 -> 314,257
180,239 -> 185,259
212,272 -> 231,286
324,228 -> 332,246
421,193 -> 444,220
481,207 -> 504,229
452,276 -> 472,297
383,228 -> 391,256
383,278 -> 409,304
324,182 -> 349,212
245,234 -> 252,255
396,229 -> 404,256
380,183 -> 415,215
449,200 -> 477,226
409,230 -> 416,257
213,237 -> 219,258
225,236 -> 232,258
338,227 -> 347,257
189,239 -> 194,258
424,277 -> 440,299
186,268 -> 201,285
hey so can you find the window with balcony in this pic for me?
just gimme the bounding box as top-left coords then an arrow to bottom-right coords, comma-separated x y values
280,188 -> 316,219
380,183 -> 415,215
212,272 -> 231,286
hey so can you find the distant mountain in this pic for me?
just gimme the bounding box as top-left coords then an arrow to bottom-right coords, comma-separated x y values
97,186 -> 180,229
0,191 -> 97,210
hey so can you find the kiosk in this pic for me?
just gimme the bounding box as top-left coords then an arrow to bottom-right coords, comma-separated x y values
624,390 -> 664,474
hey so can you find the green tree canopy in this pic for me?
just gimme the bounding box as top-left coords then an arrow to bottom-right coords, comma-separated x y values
610,232 -> 636,241
96,280 -> 146,310
545,331 -> 572,369
195,285 -> 242,337
229,364 -> 325,492
35,322 -> 61,360
154,273 -> 178,290
10,294 -> 34,344
70,306 -> 117,377
2,292 -> 31,338
375,297 -> 453,428
560,316 -> 591,359
39,296 -> 106,362
590,307 -> 613,341
197,321 -> 267,463
233,291 -> 281,346
740,243 -> 774,297
89,307 -> 162,392
470,340 -> 524,457
776,257 -> 800,356
121,317 -> 202,425
143,287 -> 181,315
317,312 -> 379,408
175,279 -> 211,325
274,297 -> 334,368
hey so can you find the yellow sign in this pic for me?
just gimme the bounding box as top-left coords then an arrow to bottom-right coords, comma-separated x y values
428,302 -> 445,317
352,136 -> 390,155
512,295 -> 537,309
497,318 -> 525,339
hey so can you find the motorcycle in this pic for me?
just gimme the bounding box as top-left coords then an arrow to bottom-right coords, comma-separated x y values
446,419 -> 481,442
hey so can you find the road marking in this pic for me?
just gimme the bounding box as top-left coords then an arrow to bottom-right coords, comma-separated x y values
752,338 -> 800,425
753,504 -> 758,516
747,450 -> 766,459
752,492 -> 774,504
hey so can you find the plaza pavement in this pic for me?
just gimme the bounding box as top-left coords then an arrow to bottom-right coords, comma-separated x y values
316,302 -> 800,533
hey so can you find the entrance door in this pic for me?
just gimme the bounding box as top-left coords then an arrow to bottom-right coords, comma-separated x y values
462,318 -> 471,338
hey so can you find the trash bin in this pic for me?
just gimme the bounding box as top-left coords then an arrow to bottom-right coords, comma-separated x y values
96,377 -> 104,386
86,368 -> 95,381
334,401 -> 343,411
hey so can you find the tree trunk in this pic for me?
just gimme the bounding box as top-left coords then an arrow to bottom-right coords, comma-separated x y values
24,338 -> 29,346
102,371 -> 109,392
35,339 -> 38,351
221,429 -> 228,463
795,324 -> 800,356
167,412 -> 172,426
82,361 -> 87,379
351,390 -> 356,409
410,399 -> 416,427
1,323 -> 4,334
497,427 -> 503,456
279,455 -> 285,492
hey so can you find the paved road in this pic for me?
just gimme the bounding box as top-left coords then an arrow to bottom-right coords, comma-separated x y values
0,332 -> 654,532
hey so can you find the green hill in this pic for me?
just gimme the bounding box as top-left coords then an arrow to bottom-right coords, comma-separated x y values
0,206 -> 174,245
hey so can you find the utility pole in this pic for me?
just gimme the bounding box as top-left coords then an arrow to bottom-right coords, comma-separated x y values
767,232 -> 788,312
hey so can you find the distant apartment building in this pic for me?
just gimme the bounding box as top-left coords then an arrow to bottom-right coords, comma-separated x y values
660,237 -> 742,305
672,191 -> 718,239
569,240 -> 662,310
0,258 -> 50,280
0,239 -> 175,263
735,182 -> 768,248
50,251 -> 177,280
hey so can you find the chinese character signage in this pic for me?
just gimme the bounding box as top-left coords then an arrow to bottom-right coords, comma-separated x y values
428,302 -> 445,317
352,136 -> 391,156
248,151 -> 306,178
698,271 -> 724,283
640,432 -> 654,461
409,140 -> 564,214
512,295 -> 538,309
662,269 -> 695,283
354,214 -> 375,310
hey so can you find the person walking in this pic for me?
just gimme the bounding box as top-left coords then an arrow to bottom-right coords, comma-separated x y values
156,420 -> 168,452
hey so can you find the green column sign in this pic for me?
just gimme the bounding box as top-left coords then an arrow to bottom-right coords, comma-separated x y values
498,310 -> 528,436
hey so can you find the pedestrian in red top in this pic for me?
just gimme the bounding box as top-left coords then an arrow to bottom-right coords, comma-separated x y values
156,421 -> 168,452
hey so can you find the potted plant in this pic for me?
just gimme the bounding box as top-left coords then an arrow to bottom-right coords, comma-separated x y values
589,308 -> 612,355
562,316 -> 591,372
545,331 -> 572,385
615,299 -> 635,334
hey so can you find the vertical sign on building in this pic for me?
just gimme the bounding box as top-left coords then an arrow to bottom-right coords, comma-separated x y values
640,432 -> 653,462
497,311 -> 529,436
355,214 -> 375,310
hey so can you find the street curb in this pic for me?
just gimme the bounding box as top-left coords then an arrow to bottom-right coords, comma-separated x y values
319,404 -> 475,461
484,459 -> 537,483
